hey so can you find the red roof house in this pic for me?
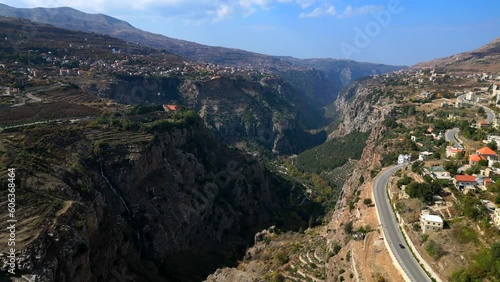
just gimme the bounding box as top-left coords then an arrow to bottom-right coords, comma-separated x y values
455,175 -> 477,182
446,146 -> 464,158
476,147 -> 497,156
163,104 -> 182,112
454,175 -> 477,190
469,154 -> 486,165
479,120 -> 491,128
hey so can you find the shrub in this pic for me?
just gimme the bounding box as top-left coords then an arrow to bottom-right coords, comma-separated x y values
273,252 -> 289,265
344,221 -> 354,235
363,198 -> 372,205
332,242 -> 342,256
425,240 -> 444,259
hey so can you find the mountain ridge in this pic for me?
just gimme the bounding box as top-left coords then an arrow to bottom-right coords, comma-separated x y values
413,37 -> 500,71
0,3 -> 405,106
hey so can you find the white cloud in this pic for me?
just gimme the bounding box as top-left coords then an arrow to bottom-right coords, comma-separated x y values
299,3 -> 384,19
5,0 -> 383,23
336,5 -> 383,18
299,4 -> 336,18
212,4 -> 234,22
278,0 -> 316,9
9,0 -> 314,21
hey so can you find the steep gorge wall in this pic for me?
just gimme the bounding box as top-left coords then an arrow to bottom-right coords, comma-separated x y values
0,121 -> 318,281
87,75 -> 325,155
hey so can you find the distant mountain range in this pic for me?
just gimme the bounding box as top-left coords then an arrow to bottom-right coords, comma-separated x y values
413,37 -> 500,72
0,3 -> 292,67
0,3 -> 404,105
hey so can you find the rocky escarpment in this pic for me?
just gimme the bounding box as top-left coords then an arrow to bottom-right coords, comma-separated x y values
90,74 -> 326,155
0,117 -> 319,281
329,79 -> 394,139
203,76 -> 401,281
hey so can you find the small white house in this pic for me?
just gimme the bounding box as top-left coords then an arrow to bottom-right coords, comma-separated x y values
418,151 -> 433,161
398,154 -> 412,164
420,210 -> 444,233
494,208 -> 500,228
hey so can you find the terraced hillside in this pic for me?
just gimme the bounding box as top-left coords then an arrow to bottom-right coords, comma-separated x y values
0,110 -> 323,281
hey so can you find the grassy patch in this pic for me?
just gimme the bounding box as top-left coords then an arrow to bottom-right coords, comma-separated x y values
452,225 -> 480,245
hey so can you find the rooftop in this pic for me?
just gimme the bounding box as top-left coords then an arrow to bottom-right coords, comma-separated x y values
455,175 -> 477,182
447,146 -> 464,153
422,214 -> 443,223
477,146 -> 496,155
469,154 -> 486,162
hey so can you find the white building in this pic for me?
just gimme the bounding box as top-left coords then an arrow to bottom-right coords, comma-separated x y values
465,91 -> 476,101
494,208 -> 500,228
420,210 -> 444,233
398,154 -> 412,164
418,151 -> 433,161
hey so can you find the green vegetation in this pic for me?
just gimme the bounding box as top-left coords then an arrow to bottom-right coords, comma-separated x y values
331,242 -> 342,256
296,131 -> 370,173
456,195 -> 489,222
452,224 -> 480,245
262,271 -> 285,282
404,181 -> 443,203
273,251 -> 289,265
344,221 -> 354,235
451,242 -> 500,282
129,104 -> 164,115
425,240 -> 444,260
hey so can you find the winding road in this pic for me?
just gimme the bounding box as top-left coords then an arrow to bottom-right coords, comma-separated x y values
373,164 -> 432,282
457,93 -> 496,123
11,82 -> 65,107
445,128 -> 461,148
445,94 -> 496,149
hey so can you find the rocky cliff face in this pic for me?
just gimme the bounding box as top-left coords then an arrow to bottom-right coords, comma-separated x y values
329,79 -> 393,139
203,76 -> 401,281
0,118 -> 318,281
89,74 -> 326,155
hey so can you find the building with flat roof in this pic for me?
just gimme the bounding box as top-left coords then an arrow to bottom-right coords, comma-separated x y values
420,211 -> 444,233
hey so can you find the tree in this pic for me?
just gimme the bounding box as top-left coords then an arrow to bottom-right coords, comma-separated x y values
363,198 -> 372,205
492,242 -> 500,260
444,161 -> 459,176
425,240 -> 444,259
406,181 -> 441,203
487,141 -> 498,151
478,159 -> 489,167
460,196 -> 489,221
344,221 -> 354,235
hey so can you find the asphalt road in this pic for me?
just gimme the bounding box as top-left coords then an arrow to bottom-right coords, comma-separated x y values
457,93 -> 496,123
483,106 -> 495,123
445,128 -> 461,148
373,164 -> 432,282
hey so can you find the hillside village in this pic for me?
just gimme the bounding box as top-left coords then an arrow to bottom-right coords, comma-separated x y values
375,67 -> 500,280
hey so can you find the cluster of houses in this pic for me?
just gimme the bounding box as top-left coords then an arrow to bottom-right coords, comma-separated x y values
1,42 -> 277,92
417,144 -> 500,232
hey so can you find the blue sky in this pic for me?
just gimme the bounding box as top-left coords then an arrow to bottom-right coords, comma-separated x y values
1,0 -> 499,66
